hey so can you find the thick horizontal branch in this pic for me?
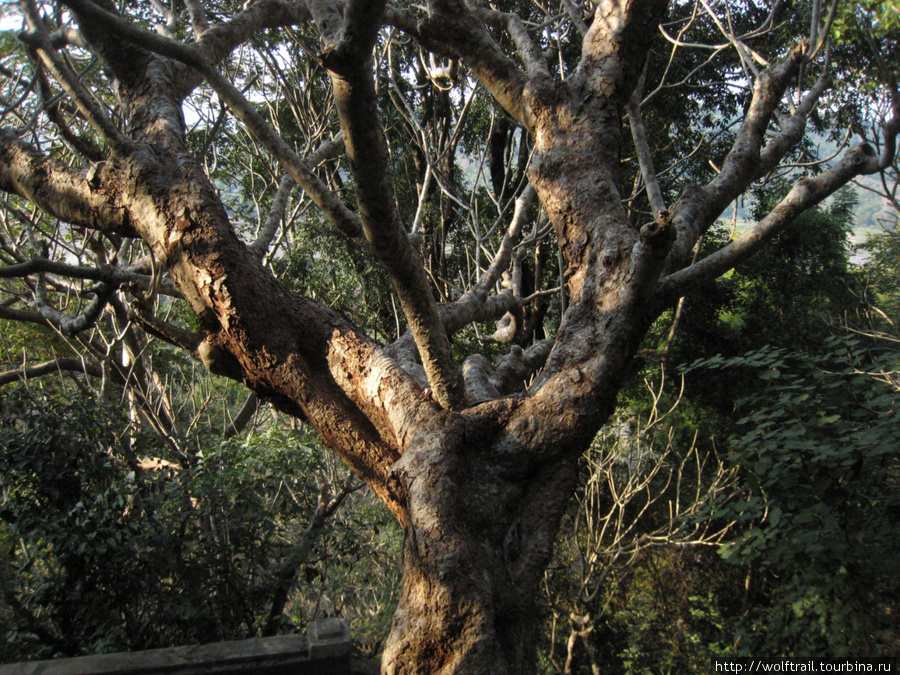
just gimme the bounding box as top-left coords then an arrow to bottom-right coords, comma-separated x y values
0,305 -> 51,327
0,130 -> 137,236
30,281 -> 115,336
194,0 -> 311,72
0,357 -> 103,386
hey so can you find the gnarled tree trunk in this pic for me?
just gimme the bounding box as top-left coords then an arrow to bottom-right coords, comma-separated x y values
1,0 -> 897,671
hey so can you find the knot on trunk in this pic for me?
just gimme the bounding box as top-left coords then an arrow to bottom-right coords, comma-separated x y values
638,209 -> 675,259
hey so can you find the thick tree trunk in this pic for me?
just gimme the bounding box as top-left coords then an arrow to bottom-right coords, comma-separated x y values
3,0 -> 885,671
379,407 -> 595,673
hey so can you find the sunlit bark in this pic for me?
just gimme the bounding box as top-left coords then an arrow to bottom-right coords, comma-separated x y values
0,0 -> 897,671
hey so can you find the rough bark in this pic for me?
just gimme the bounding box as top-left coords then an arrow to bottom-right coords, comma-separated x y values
1,0 -> 896,672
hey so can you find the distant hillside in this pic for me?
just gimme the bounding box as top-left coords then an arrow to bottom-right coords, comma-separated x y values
808,134 -> 896,235
851,174 -> 896,234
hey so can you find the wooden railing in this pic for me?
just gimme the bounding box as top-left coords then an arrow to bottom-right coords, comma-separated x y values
0,618 -> 354,674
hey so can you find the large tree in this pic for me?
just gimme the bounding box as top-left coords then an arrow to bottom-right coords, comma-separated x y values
0,0 -> 897,671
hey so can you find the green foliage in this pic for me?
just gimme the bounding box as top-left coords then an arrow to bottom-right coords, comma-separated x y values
832,1 -> 900,44
860,225 -> 900,325
539,394 -> 742,673
668,187 -> 858,418
0,386 -> 394,661
686,336 -> 900,656
617,551 -> 740,675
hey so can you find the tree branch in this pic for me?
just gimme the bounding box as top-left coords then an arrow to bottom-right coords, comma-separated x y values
575,0 -> 669,106
184,0 -> 210,38
248,175 -> 293,260
223,392 -> 259,438
442,184 -> 536,335
0,130 -> 137,237
416,0 -> 533,129
666,43 -> 808,269
494,339 -> 553,393
33,65 -> 105,162
473,7 -> 551,83
324,0 -> 465,409
59,0 -> 365,246
186,0 -> 311,95
0,257 -> 178,297
128,304 -> 204,355
626,76 -> 666,216
0,304 -> 51,327
263,472 -> 358,636
0,357 -> 103,386
29,279 -> 115,336
624,209 -> 675,302
657,142 -> 879,303
19,0 -> 131,150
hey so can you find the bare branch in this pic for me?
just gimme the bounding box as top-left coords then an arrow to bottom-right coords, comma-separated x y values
323,0 -> 465,409
263,471 -> 359,636
60,0 -> 365,245
19,0 -> 130,150
223,392 -> 259,438
658,142 -> 878,302
0,357 -> 103,385
626,73 -> 666,216
0,130 -> 137,236
561,0 -> 589,37
33,65 -> 105,162
184,0 -> 210,38
248,174 -> 293,260
0,257 -> 178,297
414,0 -> 533,129
473,7 -> 551,82
0,304 -> 51,327
23,275 -> 114,336
194,0 -> 310,75
666,44 -> 807,268
442,184 -> 536,335
128,304 -> 204,355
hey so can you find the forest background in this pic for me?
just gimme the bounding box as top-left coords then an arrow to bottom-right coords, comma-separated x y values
0,0 -> 898,672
